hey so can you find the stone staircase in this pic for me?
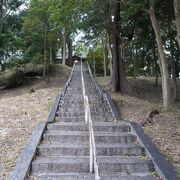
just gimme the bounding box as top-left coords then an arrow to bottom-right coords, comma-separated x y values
26,62 -> 158,180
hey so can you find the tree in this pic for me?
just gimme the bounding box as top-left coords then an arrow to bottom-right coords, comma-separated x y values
62,28 -> 66,65
109,1 -> 135,94
0,12 -> 25,71
77,0 -> 138,94
149,3 -> 172,110
102,34 -> 109,78
49,0 -> 83,65
87,48 -> 104,76
174,0 -> 180,49
0,0 -> 24,33
23,0 -> 59,78
0,0 -> 25,70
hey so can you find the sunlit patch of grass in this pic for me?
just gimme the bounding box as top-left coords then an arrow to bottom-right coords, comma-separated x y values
152,171 -> 160,178
46,99 -> 54,111
176,168 -> 180,177
176,115 -> 180,121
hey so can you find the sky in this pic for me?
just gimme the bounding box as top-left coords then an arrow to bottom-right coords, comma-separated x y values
73,31 -> 85,45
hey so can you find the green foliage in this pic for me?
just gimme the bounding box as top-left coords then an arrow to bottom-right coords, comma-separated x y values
31,53 -> 44,64
0,69 -> 24,88
23,0 -> 60,64
87,48 -> 105,76
0,0 -> 179,79
177,115 -> 180,121
0,0 -> 25,70
0,14 -> 25,70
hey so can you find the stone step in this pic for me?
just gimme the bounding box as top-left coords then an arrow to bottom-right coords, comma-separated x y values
43,131 -> 88,143
56,111 -> 112,118
29,173 -> 157,180
57,108 -> 112,114
64,93 -> 83,96
31,156 -> 153,174
62,94 -> 101,99
25,62 -> 159,179
47,122 -> 131,132
57,109 -> 85,113
59,103 -> 110,109
61,96 -> 104,102
100,173 -> 157,180
47,122 -> 88,131
60,100 -> 108,106
95,133 -> 137,144
58,105 -> 111,111
65,88 -> 97,92
31,156 -> 90,174
60,98 -> 103,104
38,143 -> 145,157
61,96 -> 83,101
56,111 -> 85,117
67,86 -> 82,89
98,156 -> 154,174
55,115 -> 115,122
57,109 -> 112,115
43,131 -> 136,144
66,87 -> 82,90
55,116 -> 85,122
58,106 -> 84,110
29,173 -> 94,180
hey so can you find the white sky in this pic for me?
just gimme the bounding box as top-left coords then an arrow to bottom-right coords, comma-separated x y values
73,31 -> 85,45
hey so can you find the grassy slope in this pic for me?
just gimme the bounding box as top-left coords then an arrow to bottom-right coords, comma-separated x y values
0,64 -> 71,179
97,76 -> 180,176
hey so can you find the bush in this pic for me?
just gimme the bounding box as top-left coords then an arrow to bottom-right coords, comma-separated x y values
87,49 -> 104,76
0,69 -> 24,89
31,53 -> 44,64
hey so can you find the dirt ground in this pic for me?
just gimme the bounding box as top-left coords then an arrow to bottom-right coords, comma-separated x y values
97,77 -> 180,177
0,64 -> 71,179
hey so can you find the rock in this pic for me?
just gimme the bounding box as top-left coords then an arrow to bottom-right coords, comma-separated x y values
29,88 -> 35,94
141,109 -> 160,126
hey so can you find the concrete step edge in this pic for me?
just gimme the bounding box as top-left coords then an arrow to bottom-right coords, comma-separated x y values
32,156 -> 152,164
39,143 -> 142,149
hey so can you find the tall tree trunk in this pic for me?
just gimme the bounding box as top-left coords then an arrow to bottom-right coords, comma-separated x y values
93,49 -> 96,77
61,44 -> 63,61
111,1 -> 135,95
174,0 -> 180,49
133,59 -> 136,79
153,45 -> 159,86
169,21 -> 177,101
107,34 -> 113,77
49,41 -> 53,62
103,38 -> 108,78
133,42 -> 137,78
103,50 -> 107,78
62,29 -> 66,65
149,6 -> 171,110
0,61 -> 5,71
43,25 -> 47,80
67,33 -> 72,61
0,0 -> 4,33
111,34 -> 119,91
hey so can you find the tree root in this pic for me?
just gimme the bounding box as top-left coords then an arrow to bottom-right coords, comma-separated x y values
141,109 -> 160,126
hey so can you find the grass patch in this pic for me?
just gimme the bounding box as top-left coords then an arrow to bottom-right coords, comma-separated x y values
176,115 -> 180,121
176,169 -> 180,177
